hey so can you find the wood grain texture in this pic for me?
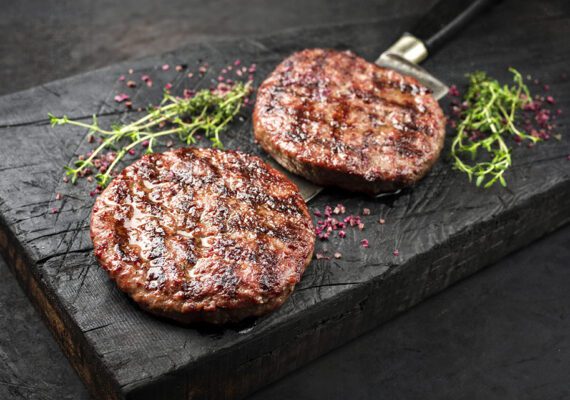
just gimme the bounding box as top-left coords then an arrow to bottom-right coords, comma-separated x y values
0,0 -> 569,398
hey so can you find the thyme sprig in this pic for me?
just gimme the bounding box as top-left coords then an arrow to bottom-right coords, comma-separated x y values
50,82 -> 251,187
450,68 -> 540,188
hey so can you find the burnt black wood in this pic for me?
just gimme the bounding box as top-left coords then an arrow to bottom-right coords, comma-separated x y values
0,0 -> 569,398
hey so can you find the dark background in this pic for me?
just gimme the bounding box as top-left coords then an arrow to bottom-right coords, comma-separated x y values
1,1 -> 569,399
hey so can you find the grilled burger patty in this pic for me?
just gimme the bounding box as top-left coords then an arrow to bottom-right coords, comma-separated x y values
90,148 -> 315,324
253,49 -> 446,195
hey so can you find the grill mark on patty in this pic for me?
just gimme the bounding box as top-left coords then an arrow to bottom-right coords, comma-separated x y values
372,74 -> 430,95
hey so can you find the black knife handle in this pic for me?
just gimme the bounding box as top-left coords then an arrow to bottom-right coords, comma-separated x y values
410,0 -> 497,53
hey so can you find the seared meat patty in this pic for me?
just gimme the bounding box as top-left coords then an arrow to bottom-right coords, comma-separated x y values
90,148 -> 315,324
253,49 -> 446,195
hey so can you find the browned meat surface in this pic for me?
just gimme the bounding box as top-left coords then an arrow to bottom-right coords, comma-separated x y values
90,148 -> 315,324
253,49 -> 446,195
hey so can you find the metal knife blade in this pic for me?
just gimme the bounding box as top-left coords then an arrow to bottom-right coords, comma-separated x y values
375,33 -> 449,101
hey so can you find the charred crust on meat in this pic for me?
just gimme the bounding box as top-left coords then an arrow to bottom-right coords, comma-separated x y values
253,48 -> 446,195
90,148 -> 315,324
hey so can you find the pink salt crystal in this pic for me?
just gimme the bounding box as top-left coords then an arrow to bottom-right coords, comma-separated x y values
362,208 -> 371,215
360,239 -> 369,248
114,93 -> 130,103
335,204 -> 346,214
448,84 -> 460,97
162,64 -> 170,71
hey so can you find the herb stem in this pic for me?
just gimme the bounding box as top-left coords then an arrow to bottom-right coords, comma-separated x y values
450,69 -> 538,188
51,82 -> 251,187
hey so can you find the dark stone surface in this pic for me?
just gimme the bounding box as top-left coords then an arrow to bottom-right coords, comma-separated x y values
0,0 -> 569,399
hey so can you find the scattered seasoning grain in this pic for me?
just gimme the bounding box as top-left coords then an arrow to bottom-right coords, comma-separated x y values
162,64 -> 170,71
50,207 -> 59,214
393,249 -> 400,256
334,204 -> 346,214
141,74 -> 151,82
378,218 -> 385,224
360,239 -> 369,248
127,80 -> 137,88
334,252 -> 342,259
362,208 -> 370,215
114,93 -> 130,103
128,68 -> 134,74
448,84 -> 460,97
55,192 -> 62,200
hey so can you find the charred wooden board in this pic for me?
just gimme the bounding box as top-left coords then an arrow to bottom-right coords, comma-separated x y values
0,1 -> 569,398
